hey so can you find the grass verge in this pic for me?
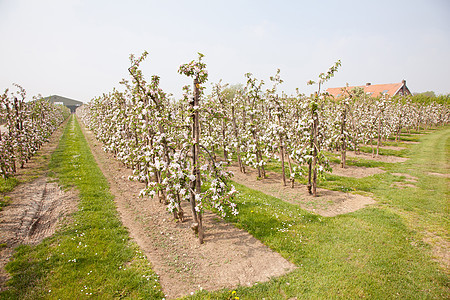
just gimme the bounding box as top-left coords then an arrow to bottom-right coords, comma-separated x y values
1,115 -> 164,299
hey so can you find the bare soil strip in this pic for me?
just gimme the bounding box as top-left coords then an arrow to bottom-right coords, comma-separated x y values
0,178 -> 78,286
0,120 -> 78,288
78,118 -> 296,299
329,163 -> 385,178
389,173 -> 419,189
391,173 -> 419,182
229,165 -> 375,217
390,182 -> 416,189
345,151 -> 408,163
427,172 -> 450,178
379,145 -> 407,151
401,141 -> 420,144
423,231 -> 450,274
361,144 -> 407,151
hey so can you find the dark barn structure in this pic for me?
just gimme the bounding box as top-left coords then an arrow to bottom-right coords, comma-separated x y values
44,95 -> 83,113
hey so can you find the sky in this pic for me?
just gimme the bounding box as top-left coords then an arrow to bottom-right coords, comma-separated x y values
0,0 -> 449,103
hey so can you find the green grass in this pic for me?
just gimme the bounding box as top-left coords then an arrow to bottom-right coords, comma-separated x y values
264,154 -> 394,194
263,128 -> 449,232
0,177 -> 19,194
1,116 -> 164,299
390,134 -> 422,142
326,154 -> 386,168
0,177 -> 18,211
358,145 -> 409,157
263,140 -> 411,193
185,184 -> 448,299
184,127 -> 449,299
2,119 -> 448,299
377,126 -> 450,237
263,130 -> 443,196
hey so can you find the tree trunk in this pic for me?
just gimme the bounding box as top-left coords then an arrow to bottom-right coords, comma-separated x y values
231,106 -> 244,173
370,136 -> 374,158
260,152 -> 266,178
376,117 -> 381,156
287,152 -> 294,188
340,105 -> 347,168
312,112 -> 319,197
251,126 -> 262,178
307,159 -> 312,194
308,99 -> 320,196
190,77 -> 203,244
307,124 -> 314,195
280,144 -> 286,186
277,115 -> 286,186
353,137 -> 359,155
222,118 -> 228,163
341,145 -> 346,168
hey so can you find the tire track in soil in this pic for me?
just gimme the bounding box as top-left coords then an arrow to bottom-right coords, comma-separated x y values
0,120 -> 78,289
0,178 -> 77,261
0,186 -> 79,289
78,116 -> 296,299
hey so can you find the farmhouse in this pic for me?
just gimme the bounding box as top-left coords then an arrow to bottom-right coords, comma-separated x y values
326,80 -> 412,98
44,95 -> 83,113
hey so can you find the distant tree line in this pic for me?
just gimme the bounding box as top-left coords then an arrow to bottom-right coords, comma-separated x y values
411,91 -> 449,105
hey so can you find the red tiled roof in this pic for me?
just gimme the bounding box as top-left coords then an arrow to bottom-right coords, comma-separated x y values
326,81 -> 410,98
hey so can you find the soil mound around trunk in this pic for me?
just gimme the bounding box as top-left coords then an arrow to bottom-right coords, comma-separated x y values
229,165 -> 375,217
427,172 -> 450,178
346,151 -> 408,163
329,163 -> 385,178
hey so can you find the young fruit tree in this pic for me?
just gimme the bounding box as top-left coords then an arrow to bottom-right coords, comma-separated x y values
0,84 -> 70,178
306,60 -> 341,196
178,53 -> 238,243
79,52 -> 238,244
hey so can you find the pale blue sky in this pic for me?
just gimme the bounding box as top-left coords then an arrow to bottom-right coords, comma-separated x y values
1,0 -> 449,102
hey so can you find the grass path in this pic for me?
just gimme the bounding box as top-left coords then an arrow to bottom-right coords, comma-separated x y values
375,126 -> 450,272
1,116 -> 164,299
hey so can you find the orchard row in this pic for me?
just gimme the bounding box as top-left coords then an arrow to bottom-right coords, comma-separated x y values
77,52 -> 449,243
0,85 -> 71,178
